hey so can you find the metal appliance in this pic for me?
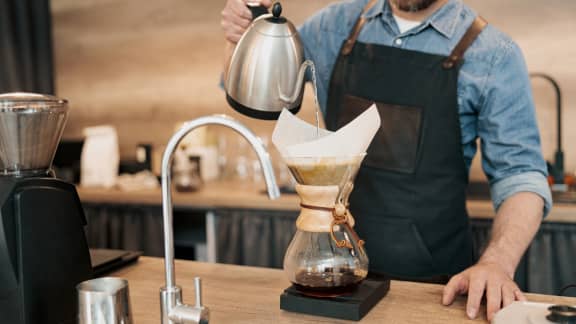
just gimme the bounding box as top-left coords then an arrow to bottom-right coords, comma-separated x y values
224,2 -> 309,120
0,92 -> 93,324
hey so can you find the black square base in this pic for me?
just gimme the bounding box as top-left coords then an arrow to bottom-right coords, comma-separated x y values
280,279 -> 390,321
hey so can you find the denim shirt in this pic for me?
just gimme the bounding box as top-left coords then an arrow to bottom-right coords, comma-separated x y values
298,0 -> 552,215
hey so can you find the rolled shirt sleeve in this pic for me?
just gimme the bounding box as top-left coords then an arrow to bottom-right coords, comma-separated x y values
491,172 -> 552,217
477,37 -> 552,216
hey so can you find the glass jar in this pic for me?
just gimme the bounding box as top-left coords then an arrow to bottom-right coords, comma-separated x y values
282,154 -> 368,297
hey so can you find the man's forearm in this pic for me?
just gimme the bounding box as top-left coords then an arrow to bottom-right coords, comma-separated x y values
479,192 -> 544,276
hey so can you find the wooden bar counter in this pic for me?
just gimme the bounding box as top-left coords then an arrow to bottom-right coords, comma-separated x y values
113,257 -> 576,323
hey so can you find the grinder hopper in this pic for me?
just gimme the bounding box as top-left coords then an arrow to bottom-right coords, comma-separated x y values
0,92 -> 68,176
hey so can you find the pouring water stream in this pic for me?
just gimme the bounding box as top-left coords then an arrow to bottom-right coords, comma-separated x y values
304,60 -> 321,137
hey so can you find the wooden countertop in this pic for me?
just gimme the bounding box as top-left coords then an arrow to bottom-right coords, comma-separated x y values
77,181 -> 576,223
78,181 -> 300,211
113,257 -> 576,323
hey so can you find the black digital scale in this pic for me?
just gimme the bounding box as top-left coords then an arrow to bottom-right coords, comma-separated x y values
280,278 -> 390,321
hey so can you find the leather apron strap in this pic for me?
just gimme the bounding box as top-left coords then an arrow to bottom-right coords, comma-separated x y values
443,17 -> 488,69
341,0 -> 379,55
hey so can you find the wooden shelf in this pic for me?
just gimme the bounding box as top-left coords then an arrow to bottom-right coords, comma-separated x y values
77,181 -> 576,223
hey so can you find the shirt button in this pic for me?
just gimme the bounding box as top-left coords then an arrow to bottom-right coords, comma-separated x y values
395,38 -> 403,46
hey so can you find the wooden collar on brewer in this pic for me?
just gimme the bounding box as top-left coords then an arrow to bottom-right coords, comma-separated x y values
299,202 -> 365,249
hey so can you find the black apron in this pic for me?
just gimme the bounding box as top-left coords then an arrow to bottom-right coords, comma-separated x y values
325,0 -> 487,281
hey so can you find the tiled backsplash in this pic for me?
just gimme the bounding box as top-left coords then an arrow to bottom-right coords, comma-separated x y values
52,0 -> 576,181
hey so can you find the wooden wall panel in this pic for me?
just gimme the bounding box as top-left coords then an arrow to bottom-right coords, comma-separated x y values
52,0 -> 576,181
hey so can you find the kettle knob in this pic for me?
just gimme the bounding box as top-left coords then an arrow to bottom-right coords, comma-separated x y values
272,2 -> 282,18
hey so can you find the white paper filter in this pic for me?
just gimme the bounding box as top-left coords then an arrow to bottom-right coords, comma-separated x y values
272,104 -> 381,158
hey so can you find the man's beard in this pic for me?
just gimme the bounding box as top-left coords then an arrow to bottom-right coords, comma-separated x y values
390,0 -> 438,12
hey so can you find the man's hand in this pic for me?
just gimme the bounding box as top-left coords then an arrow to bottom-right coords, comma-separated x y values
441,192 -> 544,321
442,261 -> 526,321
221,0 -> 272,43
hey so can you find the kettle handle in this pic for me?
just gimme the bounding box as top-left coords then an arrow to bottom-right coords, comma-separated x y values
247,4 -> 269,20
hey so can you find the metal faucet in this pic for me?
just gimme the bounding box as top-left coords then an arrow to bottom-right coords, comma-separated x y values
159,115 -> 280,324
530,73 -> 564,185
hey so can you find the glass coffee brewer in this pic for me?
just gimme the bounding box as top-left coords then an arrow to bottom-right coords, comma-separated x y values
269,106 -> 388,321
283,154 -> 368,296
279,153 -> 390,321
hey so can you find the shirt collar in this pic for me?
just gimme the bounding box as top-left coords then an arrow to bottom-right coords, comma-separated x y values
363,0 -> 464,39
363,0 -> 387,20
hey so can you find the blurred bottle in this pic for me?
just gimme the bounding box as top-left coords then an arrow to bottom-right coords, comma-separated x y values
172,146 -> 203,192
177,123 -> 219,182
216,133 -> 228,181
233,138 -> 251,182
136,143 -> 153,172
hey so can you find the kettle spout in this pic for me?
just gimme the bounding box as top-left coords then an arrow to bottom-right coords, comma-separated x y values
279,60 -> 314,105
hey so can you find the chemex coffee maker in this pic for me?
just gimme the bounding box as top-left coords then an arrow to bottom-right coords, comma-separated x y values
0,93 -> 93,323
282,154 -> 369,295
278,154 -> 389,321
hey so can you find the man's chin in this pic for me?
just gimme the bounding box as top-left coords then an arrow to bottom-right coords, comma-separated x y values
391,0 -> 439,12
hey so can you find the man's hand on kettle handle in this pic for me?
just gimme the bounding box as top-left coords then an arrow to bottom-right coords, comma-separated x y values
222,0 -> 272,44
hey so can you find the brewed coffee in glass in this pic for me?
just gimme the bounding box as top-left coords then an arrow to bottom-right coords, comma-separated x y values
283,154 -> 368,297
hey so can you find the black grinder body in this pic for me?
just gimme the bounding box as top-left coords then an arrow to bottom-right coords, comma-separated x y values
0,176 -> 93,324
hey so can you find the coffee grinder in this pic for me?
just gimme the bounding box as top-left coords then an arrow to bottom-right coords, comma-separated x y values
0,93 -> 93,324
279,154 -> 389,321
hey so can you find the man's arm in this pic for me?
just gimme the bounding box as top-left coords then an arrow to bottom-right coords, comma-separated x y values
442,28 -> 551,321
442,192 -> 543,320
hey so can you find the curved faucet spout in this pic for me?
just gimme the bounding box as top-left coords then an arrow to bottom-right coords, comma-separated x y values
159,114 -> 280,323
530,72 -> 563,185
530,73 -> 562,151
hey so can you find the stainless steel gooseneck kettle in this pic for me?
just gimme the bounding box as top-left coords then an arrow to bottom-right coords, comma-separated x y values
225,2 -> 308,120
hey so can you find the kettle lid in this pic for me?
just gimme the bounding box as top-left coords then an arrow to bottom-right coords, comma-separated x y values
252,2 -> 297,37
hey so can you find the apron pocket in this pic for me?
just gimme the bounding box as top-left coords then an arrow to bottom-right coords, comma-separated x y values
360,215 -> 435,278
338,95 -> 423,174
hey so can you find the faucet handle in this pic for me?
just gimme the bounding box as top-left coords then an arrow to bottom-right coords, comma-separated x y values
193,277 -> 210,324
194,277 -> 203,308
